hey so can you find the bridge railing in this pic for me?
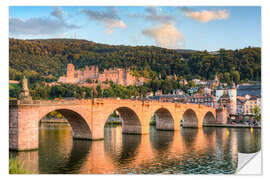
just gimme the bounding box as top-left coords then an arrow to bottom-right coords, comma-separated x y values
9,98 -> 215,110
9,99 -> 41,105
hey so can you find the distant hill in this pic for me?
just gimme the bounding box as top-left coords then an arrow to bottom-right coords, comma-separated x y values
176,49 -> 199,53
9,38 -> 261,84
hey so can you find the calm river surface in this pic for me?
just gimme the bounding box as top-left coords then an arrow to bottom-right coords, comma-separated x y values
10,123 -> 261,174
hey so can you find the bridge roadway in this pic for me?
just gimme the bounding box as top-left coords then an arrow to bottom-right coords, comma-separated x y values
9,98 -> 223,151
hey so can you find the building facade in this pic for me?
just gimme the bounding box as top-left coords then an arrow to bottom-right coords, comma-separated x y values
148,94 -> 187,103
237,95 -> 261,115
187,94 -> 216,108
58,63 -> 147,86
216,83 -> 237,114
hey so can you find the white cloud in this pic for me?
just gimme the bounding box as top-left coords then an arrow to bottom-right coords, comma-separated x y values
9,17 -> 79,36
105,20 -> 127,35
186,9 -> 229,23
142,23 -> 185,49
81,7 -> 127,35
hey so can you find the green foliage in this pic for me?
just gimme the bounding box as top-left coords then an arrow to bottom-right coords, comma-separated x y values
145,78 -> 179,94
9,39 -> 261,99
253,105 -> 261,122
9,83 -> 21,98
86,79 -> 94,84
9,157 -> 29,174
9,80 -> 152,100
110,110 -> 119,118
9,39 -> 261,85
45,111 -> 64,119
103,83 -> 150,99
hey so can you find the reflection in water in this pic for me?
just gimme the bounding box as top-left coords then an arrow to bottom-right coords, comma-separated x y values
9,123 -> 261,174
57,140 -> 91,174
150,126 -> 174,152
180,128 -> 198,145
104,125 -> 141,166
236,128 -> 261,153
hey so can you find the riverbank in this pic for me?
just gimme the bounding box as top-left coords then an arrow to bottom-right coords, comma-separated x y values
204,124 -> 261,128
40,118 -> 68,123
105,121 -> 122,125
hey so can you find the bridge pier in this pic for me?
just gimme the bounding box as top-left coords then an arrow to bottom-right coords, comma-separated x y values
9,98 -> 218,151
9,104 -> 39,151
216,108 -> 229,124
90,124 -> 105,140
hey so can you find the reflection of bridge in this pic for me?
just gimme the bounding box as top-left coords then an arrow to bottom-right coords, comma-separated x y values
13,127 -> 244,173
9,98 -> 226,151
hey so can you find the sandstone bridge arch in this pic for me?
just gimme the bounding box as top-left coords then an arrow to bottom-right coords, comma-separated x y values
154,108 -> 175,131
104,106 -> 142,134
39,109 -> 92,140
181,109 -> 199,127
9,99 -> 219,151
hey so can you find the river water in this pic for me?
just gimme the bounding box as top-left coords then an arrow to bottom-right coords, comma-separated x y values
10,123 -> 261,174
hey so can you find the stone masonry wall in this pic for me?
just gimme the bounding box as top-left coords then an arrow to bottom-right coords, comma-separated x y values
9,99 -> 218,150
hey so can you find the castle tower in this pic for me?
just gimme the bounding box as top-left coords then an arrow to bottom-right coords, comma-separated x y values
19,76 -> 32,101
83,65 -> 90,81
228,82 -> 237,114
94,66 -> 99,79
117,68 -> 124,85
67,64 -> 75,78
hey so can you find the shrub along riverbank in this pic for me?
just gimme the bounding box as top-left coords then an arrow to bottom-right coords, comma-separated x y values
9,157 -> 29,174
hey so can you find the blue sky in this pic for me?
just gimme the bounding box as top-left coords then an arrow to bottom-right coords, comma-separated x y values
9,6 -> 261,51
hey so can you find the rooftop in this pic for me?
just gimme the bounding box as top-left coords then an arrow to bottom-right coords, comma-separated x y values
237,84 -> 261,98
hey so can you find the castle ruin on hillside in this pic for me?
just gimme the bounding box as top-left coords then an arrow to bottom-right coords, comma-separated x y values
58,64 -> 147,86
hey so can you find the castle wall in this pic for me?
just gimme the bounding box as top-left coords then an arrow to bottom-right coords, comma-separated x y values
58,76 -> 80,84
58,64 -> 148,86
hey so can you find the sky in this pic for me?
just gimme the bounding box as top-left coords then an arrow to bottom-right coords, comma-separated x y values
9,6 -> 261,51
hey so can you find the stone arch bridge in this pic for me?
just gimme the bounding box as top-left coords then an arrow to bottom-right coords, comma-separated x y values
9,98 -> 226,151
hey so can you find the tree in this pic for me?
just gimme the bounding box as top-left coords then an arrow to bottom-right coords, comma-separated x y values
231,70 -> 240,85
9,84 -> 21,98
253,105 -> 261,122
223,72 -> 231,84
9,38 -> 261,97
86,79 -> 93,84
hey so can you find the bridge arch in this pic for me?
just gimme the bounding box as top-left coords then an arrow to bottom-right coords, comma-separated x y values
181,109 -> 199,128
202,111 -> 216,125
40,109 -> 92,140
153,108 -> 175,131
106,106 -> 142,134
